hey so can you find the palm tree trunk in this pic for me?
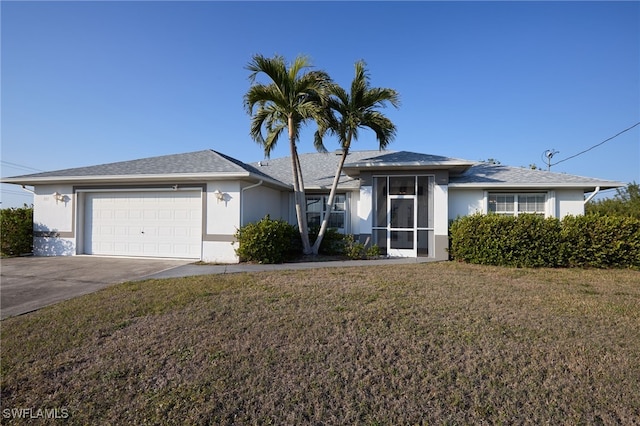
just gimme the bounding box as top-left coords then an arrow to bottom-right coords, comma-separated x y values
311,146 -> 350,255
289,118 -> 312,255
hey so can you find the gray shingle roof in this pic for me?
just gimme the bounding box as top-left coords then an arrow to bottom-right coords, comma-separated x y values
343,151 -> 474,169
250,150 -> 475,189
2,150 -> 285,186
250,150 -> 386,189
450,163 -> 624,189
2,149 -> 624,191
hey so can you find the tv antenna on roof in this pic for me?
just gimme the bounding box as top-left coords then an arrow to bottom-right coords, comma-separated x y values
542,149 -> 559,171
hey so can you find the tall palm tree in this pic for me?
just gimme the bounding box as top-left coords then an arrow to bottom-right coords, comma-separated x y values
244,54 -> 331,254
311,60 -> 400,255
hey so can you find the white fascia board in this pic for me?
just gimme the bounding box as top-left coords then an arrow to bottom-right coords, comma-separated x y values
2,172 -> 291,189
303,186 -> 360,192
1,172 -> 246,184
343,164 -> 473,174
448,182 -> 624,190
345,160 -> 474,168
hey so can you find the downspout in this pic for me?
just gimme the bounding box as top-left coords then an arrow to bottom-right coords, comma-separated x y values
240,180 -> 263,226
584,186 -> 600,205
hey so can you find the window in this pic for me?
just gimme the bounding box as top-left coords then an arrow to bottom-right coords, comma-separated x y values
306,194 -> 346,232
488,193 -> 546,216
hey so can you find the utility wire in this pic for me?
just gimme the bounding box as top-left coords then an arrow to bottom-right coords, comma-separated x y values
551,122 -> 640,167
0,160 -> 43,172
1,189 -> 33,197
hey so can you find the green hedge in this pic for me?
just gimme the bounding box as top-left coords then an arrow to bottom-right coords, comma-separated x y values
233,216 -> 300,264
449,213 -> 640,269
560,215 -> 640,268
1,205 -> 33,257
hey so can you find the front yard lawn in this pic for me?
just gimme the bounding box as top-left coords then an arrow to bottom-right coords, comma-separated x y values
1,263 -> 639,424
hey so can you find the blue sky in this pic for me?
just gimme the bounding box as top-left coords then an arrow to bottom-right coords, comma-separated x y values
2,1 -> 639,208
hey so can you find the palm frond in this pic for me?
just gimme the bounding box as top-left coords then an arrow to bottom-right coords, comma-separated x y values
244,83 -> 286,115
361,87 -> 401,110
361,110 -> 397,150
246,54 -> 287,85
249,107 -> 270,145
263,120 -> 286,158
319,61 -> 399,151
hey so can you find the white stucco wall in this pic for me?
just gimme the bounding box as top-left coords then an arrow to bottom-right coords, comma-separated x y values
433,183 -> 449,236
206,181 -> 241,235
204,181 -> 241,263
34,237 -> 76,256
34,185 -> 74,233
555,189 -> 586,217
448,187 -> 586,219
33,185 -> 76,256
241,184 -> 283,225
448,188 -> 485,221
357,186 -> 372,236
203,181 -> 289,263
202,241 -> 238,263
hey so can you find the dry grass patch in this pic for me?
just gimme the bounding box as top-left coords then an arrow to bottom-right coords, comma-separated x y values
1,263 -> 639,424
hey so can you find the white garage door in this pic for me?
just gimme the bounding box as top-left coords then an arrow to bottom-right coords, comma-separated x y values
84,191 -> 202,259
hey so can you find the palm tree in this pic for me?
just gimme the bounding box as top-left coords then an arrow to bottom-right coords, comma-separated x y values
311,60 -> 400,255
244,54 -> 331,255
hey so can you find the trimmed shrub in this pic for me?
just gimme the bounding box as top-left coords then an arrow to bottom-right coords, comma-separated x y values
449,213 -> 562,267
560,215 -> 640,268
343,235 -> 366,260
449,213 -> 640,269
342,234 -> 381,260
308,227 -> 345,256
1,205 -> 33,257
233,216 -> 300,264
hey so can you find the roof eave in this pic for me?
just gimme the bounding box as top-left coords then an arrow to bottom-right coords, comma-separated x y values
303,185 -> 360,191
2,172 -> 291,189
448,182 -> 625,191
343,162 -> 474,175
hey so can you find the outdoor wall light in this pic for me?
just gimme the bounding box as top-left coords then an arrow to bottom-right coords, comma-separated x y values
213,189 -> 225,203
53,192 -> 65,204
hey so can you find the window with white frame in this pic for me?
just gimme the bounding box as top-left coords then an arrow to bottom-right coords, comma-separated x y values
488,193 -> 546,216
306,194 -> 346,232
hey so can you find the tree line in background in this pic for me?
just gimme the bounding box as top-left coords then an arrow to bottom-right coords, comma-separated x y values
586,182 -> 640,219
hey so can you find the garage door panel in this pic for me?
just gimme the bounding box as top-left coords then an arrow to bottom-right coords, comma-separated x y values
158,210 -> 173,220
99,226 -> 115,236
157,227 -> 172,238
143,210 -> 158,221
85,191 -> 202,259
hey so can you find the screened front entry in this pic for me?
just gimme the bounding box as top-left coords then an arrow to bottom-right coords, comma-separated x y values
373,176 -> 435,257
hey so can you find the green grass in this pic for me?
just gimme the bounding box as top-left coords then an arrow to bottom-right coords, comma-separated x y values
2,263 -> 639,424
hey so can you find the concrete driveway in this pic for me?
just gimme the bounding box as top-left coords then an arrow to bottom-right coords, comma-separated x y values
0,256 -> 193,320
